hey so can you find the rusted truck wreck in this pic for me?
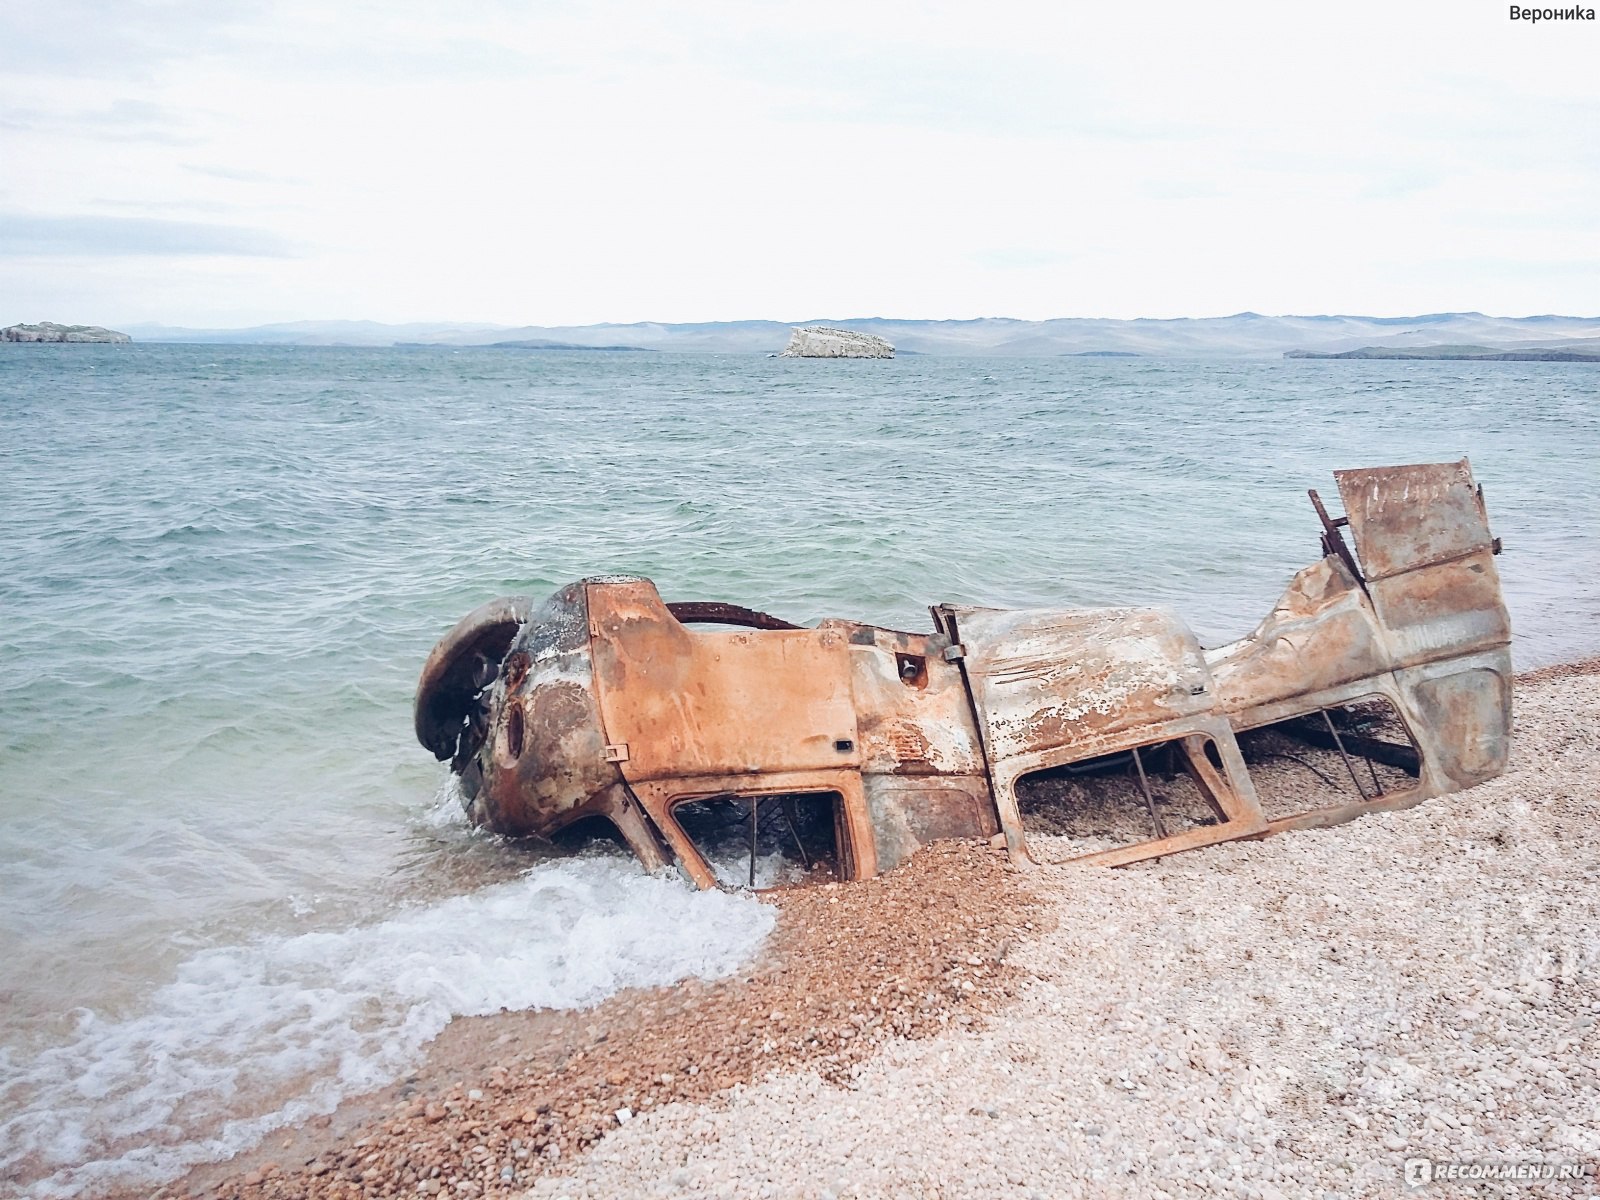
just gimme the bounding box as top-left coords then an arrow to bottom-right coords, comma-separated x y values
416,459 -> 1511,888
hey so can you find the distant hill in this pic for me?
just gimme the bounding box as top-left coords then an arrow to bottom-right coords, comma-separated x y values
1287,341 -> 1600,362
121,312 -> 1600,358
392,339 -> 654,352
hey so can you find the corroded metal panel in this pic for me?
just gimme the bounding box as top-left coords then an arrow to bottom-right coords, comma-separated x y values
951,605 -> 1213,763
1335,458 -> 1494,581
1397,657 -> 1514,787
587,579 -> 860,781
1367,551 -> 1511,670
1206,556 -> 1390,725
834,621 -> 986,778
862,777 -> 997,873
472,584 -> 624,836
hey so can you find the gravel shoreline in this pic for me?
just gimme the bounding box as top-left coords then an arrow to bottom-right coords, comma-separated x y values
172,661 -> 1600,1200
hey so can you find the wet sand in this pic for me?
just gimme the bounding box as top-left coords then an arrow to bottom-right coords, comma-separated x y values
166,660 -> 1600,1200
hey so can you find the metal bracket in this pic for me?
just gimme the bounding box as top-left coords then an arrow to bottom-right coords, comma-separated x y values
603,743 -> 631,763
942,643 -> 966,662
1308,487 -> 1369,597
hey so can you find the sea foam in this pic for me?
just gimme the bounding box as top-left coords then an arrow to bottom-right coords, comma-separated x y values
0,856 -> 774,1197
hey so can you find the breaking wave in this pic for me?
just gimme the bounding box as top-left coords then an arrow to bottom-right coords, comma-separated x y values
0,857 -> 774,1198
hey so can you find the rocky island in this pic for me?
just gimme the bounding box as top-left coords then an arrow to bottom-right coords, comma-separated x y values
779,326 -> 894,358
2,322 -> 132,343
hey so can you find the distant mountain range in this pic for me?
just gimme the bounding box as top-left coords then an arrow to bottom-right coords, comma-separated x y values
1286,342 -> 1600,362
116,312 -> 1600,358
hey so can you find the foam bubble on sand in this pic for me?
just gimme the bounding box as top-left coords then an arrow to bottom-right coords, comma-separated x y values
0,856 -> 775,1197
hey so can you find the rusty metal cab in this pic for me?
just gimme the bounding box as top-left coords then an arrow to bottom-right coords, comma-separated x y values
416,459 -> 1511,888
416,577 -> 996,888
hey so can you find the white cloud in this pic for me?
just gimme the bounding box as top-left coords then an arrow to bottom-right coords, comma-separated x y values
1,0 -> 1595,325
0,214 -> 292,257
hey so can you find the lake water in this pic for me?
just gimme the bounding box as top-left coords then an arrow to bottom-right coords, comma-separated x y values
2,345 -> 1596,1195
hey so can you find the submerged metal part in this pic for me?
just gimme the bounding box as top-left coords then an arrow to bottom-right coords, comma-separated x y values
415,459 -> 1512,888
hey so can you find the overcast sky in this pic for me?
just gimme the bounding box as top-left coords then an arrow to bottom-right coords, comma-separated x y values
2,0 -> 1596,327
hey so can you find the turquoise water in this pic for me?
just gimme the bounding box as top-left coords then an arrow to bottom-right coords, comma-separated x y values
1,345 -> 1596,1193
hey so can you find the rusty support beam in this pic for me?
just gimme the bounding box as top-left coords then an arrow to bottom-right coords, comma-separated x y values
1320,709 -> 1371,801
1308,487 -> 1368,596
748,797 -> 759,888
1129,746 -> 1168,841
1282,717 -> 1421,775
779,798 -> 811,871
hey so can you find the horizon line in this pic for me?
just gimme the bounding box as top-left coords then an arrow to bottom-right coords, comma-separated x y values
95,310 -> 1600,331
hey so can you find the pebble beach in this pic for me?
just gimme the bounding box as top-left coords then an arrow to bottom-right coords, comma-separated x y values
157,659 -> 1600,1200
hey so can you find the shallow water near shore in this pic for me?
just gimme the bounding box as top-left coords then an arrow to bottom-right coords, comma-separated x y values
1,345 -> 1597,1194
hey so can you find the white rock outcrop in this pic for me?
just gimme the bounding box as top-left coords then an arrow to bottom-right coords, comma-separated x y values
1,322 -> 131,343
779,326 -> 894,359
